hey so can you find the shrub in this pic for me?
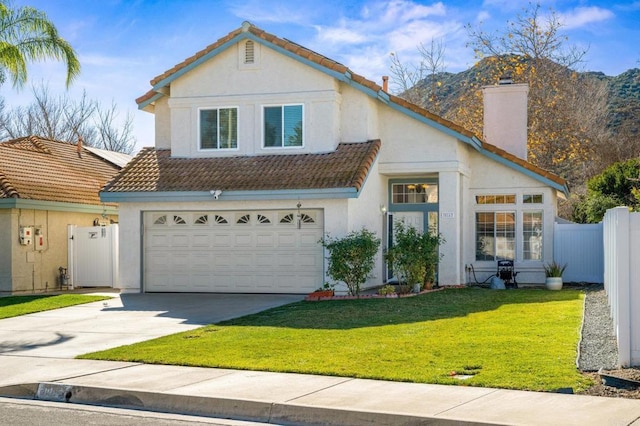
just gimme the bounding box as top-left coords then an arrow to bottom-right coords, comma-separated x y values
385,221 -> 445,290
320,229 -> 381,296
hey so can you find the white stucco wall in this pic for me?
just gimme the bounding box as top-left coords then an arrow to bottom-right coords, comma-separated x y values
165,41 -> 342,157
464,149 -> 559,284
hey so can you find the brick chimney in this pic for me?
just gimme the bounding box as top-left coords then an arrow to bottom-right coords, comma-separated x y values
482,78 -> 529,160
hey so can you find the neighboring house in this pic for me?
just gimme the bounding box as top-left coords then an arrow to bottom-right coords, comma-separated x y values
0,136 -> 129,293
102,22 -> 568,294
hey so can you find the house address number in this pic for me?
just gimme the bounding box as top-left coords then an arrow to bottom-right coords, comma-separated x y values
440,212 -> 455,218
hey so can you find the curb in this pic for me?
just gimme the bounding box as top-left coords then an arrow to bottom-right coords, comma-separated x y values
0,382 -> 495,426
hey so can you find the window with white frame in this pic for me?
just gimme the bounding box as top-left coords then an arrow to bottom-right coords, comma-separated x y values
475,212 -> 515,261
263,105 -> 303,148
523,211 -> 543,260
200,108 -> 238,150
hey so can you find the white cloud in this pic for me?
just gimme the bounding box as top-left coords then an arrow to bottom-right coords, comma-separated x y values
558,6 -> 614,30
305,1 -> 472,86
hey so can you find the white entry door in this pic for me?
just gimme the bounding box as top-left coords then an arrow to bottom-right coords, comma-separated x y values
143,209 -> 324,293
393,212 -> 424,233
68,225 -> 118,287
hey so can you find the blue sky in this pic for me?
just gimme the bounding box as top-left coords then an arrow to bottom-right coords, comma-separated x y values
6,0 -> 640,151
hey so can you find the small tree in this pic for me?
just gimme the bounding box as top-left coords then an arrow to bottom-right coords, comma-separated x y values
385,221 -> 444,292
320,229 -> 380,296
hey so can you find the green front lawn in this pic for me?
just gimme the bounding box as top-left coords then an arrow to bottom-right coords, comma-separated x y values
79,288 -> 592,392
0,294 -> 111,319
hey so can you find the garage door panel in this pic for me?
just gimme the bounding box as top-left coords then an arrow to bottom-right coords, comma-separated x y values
300,232 -> 321,246
277,233 -> 296,247
145,209 -> 323,293
212,233 -> 231,247
234,233 -> 253,246
171,234 -> 189,247
256,232 -> 275,247
192,234 -> 211,247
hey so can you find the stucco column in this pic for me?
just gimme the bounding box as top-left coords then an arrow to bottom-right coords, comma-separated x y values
118,204 -> 142,293
438,170 -> 462,285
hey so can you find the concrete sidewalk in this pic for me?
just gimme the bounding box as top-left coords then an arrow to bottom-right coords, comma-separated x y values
1,291 -> 640,425
1,357 -> 640,425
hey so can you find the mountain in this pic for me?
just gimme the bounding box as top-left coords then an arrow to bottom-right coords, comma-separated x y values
412,58 -> 640,136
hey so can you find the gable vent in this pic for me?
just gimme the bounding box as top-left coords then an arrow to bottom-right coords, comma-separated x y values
244,40 -> 255,64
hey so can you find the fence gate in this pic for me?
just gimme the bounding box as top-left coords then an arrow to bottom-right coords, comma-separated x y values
68,224 -> 118,288
554,222 -> 603,283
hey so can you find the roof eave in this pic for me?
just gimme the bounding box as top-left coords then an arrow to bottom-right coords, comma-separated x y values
100,187 -> 359,203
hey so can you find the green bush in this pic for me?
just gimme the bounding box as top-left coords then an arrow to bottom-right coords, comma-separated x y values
385,221 -> 445,290
320,229 -> 381,296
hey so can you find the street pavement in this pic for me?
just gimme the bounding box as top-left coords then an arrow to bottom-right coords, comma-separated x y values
1,290 -> 640,425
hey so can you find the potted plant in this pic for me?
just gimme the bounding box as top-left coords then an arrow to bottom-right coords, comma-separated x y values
544,261 -> 567,290
307,282 -> 335,300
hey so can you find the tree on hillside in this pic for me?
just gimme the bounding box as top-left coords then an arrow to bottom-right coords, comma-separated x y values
0,1 -> 80,88
389,39 -> 447,114
462,2 -> 611,185
0,84 -> 136,154
572,159 -> 640,223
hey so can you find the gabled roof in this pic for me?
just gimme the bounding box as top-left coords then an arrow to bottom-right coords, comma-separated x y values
135,22 -> 568,195
0,136 -> 123,206
102,140 -> 380,196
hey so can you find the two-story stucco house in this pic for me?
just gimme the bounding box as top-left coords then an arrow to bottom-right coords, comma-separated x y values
102,22 -> 568,294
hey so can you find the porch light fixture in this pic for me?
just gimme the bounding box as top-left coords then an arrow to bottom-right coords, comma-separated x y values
296,201 -> 302,229
380,204 -> 387,214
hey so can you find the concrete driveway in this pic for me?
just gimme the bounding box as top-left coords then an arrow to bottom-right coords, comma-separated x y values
0,292 -> 303,359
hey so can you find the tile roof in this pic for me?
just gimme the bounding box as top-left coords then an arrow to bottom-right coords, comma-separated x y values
0,136 -> 123,206
102,140 -> 381,193
135,22 -> 567,193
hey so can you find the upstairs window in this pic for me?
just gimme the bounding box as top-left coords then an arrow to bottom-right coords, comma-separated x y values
263,105 -> 303,148
200,108 -> 238,150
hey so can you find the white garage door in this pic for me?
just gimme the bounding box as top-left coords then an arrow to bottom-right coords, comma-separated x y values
144,209 -> 324,293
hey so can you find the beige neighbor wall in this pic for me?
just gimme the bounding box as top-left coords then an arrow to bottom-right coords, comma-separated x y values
4,209 -> 117,294
0,210 -> 12,292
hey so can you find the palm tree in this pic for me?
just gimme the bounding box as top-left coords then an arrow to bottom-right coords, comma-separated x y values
0,1 -> 80,88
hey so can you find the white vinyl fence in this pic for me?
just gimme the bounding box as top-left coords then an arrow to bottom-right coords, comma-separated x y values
603,206 -> 640,366
554,222 -> 603,283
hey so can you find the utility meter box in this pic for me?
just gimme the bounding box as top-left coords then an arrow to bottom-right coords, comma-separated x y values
19,226 -> 33,245
34,227 -> 45,251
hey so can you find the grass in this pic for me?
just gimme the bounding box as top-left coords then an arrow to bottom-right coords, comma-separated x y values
79,288 -> 592,392
0,294 -> 111,319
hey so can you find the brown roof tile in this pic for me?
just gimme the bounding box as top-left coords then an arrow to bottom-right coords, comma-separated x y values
136,22 -> 567,192
0,136 -> 122,206
103,141 -> 381,193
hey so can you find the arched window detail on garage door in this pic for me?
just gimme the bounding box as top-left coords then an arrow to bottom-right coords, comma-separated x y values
214,214 -> 228,224
300,213 -> 315,223
173,215 -> 187,225
237,214 -> 251,224
257,214 -> 271,224
195,215 -> 208,225
154,215 -> 167,225
280,213 -> 294,224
